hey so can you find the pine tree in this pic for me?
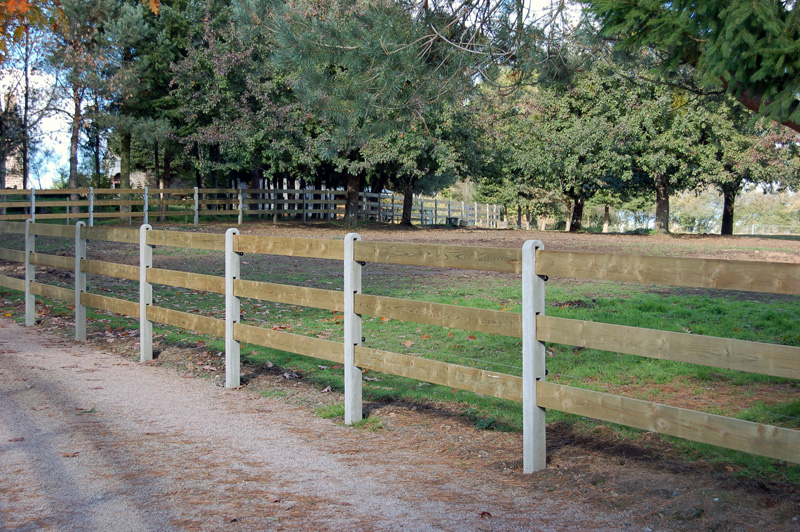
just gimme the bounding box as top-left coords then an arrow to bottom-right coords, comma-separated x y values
585,0 -> 800,132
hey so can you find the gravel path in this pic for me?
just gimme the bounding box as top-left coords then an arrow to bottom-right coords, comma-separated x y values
0,317 -> 634,532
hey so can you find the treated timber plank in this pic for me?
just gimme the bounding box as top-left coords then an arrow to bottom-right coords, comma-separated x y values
0,248 -> 25,263
34,213 -> 91,220
30,223 -> 73,238
354,294 -> 522,337
34,188 -> 91,195
34,200 -> 92,207
147,268 -> 225,294
146,305 -> 225,337
355,346 -> 523,401
0,189 -> 31,195
537,381 -> 800,463
538,316 -> 800,380
0,214 -> 29,221
81,259 -> 139,281
234,280 -> 343,310
234,323 -> 343,363
198,199 -> 238,205
234,235 -> 344,260
80,226 -> 139,244
0,275 -> 24,291
30,253 -> 73,270
92,199 -> 146,206
30,282 -> 73,302
81,292 -> 139,317
536,250 -> 800,295
148,199 -> 194,206
201,188 -> 238,194
146,230 -> 225,251
92,212 -> 147,219
353,241 -> 522,273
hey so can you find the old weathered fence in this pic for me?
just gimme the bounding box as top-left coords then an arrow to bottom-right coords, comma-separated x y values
0,188 -> 502,228
0,220 -> 798,474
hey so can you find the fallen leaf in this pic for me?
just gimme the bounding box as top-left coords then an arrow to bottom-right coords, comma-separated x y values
8,437 -> 24,442
448,331 -> 455,338
321,386 -> 332,393
3,312 -> 12,317
402,340 -> 414,348
380,317 -> 390,323
364,376 -> 380,382
76,407 -> 97,414
202,365 -> 217,372
467,335 -> 477,341
479,511 -> 492,518
420,334 -> 431,340
60,452 -> 79,458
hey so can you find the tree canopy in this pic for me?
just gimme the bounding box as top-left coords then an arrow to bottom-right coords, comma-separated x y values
584,0 -> 800,132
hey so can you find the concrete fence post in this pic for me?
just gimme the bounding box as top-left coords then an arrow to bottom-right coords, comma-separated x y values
75,221 -> 87,341
193,187 -> 199,227
238,189 -> 244,225
225,227 -> 241,388
522,239 -> 547,473
343,232 -> 363,425
143,187 -> 149,226
139,224 -> 153,362
30,189 -> 35,222
24,219 -> 35,326
88,187 -> 94,227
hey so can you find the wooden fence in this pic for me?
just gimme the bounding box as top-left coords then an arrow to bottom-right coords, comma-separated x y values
0,219 -> 798,473
0,188 -> 502,228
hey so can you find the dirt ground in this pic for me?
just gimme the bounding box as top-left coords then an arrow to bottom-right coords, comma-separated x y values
1,221 -> 799,531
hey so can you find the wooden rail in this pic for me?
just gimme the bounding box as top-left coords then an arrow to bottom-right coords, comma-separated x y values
235,323 -> 343,364
353,241 -> 521,273
538,316 -> 800,380
537,381 -> 800,462
536,250 -> 800,295
235,235 -> 344,260
1,223 -> 797,467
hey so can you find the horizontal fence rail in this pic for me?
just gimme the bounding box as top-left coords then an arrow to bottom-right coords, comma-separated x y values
0,188 -> 502,228
0,219 -> 797,474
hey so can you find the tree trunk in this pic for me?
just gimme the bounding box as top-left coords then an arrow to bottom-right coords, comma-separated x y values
602,205 -> 610,233
569,197 -> 584,232
400,179 -> 414,226
654,172 -> 670,234
344,171 -> 360,229
720,189 -> 736,236
69,88 -> 82,213
564,203 -> 572,232
516,204 -> 522,229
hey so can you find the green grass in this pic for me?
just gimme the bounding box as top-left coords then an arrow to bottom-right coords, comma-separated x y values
1,246 -> 798,483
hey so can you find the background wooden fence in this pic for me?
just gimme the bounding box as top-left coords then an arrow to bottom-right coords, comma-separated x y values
0,219 -> 798,473
0,188 -> 502,228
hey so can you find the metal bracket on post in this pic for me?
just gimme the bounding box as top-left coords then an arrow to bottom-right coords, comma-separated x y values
75,221 -> 87,341
343,233 -> 363,425
225,228 -> 241,388
139,224 -> 153,362
193,187 -> 199,227
88,187 -> 94,227
522,239 -> 547,473
24,219 -> 35,326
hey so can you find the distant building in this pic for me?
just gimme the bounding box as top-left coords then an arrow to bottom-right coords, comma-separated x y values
107,156 -> 149,188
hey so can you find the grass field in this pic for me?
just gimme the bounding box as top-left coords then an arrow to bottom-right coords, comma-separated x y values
1,220 -> 798,483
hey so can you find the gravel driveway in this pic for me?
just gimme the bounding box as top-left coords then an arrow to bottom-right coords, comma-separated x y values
0,317 -> 633,532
